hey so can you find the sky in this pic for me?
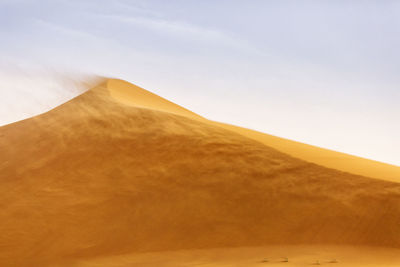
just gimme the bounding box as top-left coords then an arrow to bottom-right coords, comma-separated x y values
0,0 -> 399,166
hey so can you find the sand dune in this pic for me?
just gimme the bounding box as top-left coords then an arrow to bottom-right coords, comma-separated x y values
0,79 -> 400,266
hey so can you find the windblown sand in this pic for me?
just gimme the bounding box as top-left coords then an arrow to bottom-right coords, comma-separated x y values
0,79 -> 399,266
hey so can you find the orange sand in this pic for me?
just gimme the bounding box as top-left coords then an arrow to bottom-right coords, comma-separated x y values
71,246 -> 400,267
0,79 -> 399,266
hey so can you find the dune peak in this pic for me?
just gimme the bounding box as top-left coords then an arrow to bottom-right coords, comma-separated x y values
95,78 -> 204,120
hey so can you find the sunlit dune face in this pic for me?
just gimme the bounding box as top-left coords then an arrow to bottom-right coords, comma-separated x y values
107,79 -> 204,120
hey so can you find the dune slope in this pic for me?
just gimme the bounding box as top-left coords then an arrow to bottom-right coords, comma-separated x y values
107,80 -> 400,182
0,79 -> 400,266
213,122 -> 400,183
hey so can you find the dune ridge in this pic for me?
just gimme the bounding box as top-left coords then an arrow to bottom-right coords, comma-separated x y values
0,79 -> 400,266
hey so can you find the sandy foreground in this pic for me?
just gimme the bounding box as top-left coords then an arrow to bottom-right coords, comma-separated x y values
67,246 -> 400,267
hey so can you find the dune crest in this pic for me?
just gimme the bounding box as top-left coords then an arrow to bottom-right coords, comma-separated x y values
106,79 -> 204,120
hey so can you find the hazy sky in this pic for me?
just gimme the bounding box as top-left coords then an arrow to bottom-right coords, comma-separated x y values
0,0 -> 399,166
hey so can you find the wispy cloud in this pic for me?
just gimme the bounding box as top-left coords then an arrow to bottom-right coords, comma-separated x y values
93,13 -> 263,55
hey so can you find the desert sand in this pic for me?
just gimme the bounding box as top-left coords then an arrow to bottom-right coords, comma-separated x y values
0,79 -> 399,266
68,246 -> 400,267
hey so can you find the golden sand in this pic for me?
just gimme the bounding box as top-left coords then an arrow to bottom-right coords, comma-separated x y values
71,246 -> 400,267
0,79 -> 399,266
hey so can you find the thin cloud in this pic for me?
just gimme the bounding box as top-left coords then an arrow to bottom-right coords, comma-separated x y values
94,13 -> 262,55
